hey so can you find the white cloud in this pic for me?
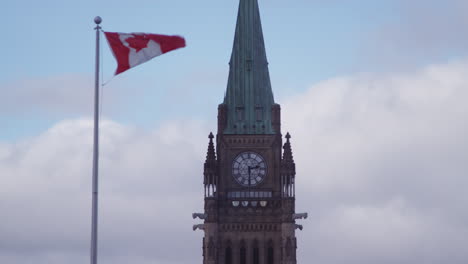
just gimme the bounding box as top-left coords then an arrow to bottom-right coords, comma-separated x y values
0,118 -> 209,264
1,59 -> 468,263
283,59 -> 468,263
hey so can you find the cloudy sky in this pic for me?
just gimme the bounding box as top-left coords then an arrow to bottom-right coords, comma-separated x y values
1,0 -> 468,263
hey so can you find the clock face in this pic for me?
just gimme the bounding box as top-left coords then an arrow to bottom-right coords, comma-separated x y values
232,152 -> 267,187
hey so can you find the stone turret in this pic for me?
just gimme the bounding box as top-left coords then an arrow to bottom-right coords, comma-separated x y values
204,132 -> 218,198
281,133 -> 296,198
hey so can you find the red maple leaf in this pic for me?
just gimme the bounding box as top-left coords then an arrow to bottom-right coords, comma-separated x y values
125,34 -> 150,52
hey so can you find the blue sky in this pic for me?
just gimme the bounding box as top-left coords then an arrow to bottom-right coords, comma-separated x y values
1,1 -> 468,264
0,0 -> 415,141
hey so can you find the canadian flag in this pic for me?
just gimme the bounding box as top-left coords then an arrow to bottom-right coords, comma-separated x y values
104,32 -> 186,75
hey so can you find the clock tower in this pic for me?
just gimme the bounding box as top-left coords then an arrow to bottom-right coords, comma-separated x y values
193,1 -> 307,263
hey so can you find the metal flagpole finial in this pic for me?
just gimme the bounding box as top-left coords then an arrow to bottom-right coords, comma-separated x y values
94,16 -> 102,25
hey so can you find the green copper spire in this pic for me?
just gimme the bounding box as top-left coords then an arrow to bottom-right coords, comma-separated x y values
222,0 -> 275,134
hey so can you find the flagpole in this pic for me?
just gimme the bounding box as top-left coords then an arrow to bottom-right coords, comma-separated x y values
91,16 -> 102,264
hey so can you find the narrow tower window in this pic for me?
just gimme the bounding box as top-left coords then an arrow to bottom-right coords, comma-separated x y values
240,241 -> 247,264
208,237 -> 215,259
236,107 -> 245,121
267,247 -> 274,264
255,107 -> 263,121
253,242 -> 259,264
267,240 -> 274,264
246,58 -> 253,71
225,246 -> 232,264
286,238 -> 292,257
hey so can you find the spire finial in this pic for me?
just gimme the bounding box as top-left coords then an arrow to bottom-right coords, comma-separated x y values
206,132 -> 216,162
283,132 -> 294,161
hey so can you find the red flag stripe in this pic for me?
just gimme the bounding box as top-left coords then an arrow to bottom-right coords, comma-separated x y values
104,32 -> 131,74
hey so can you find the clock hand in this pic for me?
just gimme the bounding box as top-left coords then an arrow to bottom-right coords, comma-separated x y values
247,165 -> 261,195
247,166 -> 252,193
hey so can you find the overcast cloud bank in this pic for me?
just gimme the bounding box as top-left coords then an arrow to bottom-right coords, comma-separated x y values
1,59 -> 468,263
284,59 -> 468,263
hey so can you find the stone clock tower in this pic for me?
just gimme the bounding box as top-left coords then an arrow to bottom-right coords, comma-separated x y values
193,1 -> 307,263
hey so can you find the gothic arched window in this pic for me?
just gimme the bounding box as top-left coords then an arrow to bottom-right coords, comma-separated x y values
267,240 -> 274,264
225,246 -> 232,264
286,237 -> 292,257
208,237 -> 215,259
240,240 -> 247,264
253,239 -> 259,264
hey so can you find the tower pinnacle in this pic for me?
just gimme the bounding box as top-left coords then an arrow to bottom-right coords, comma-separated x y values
222,0 -> 275,135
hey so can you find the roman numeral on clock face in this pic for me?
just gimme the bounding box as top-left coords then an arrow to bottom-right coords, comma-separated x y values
232,151 -> 267,187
